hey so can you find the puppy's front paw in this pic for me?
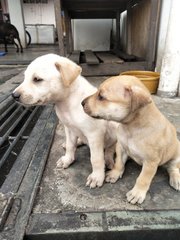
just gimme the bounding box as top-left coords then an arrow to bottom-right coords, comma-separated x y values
86,171 -> 105,188
126,186 -> 147,204
56,155 -> 74,169
105,168 -> 123,183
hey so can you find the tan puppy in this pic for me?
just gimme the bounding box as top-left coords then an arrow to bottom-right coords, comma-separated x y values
82,75 -> 180,204
12,54 -> 118,188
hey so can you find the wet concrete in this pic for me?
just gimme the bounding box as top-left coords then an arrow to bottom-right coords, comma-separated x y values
32,77 -> 180,213
0,44 -> 59,65
33,122 -> 180,213
1,70 -> 180,214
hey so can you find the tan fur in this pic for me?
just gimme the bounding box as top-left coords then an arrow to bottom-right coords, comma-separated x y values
82,75 -> 180,204
55,61 -> 81,87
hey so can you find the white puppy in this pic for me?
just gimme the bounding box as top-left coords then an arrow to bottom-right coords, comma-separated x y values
12,54 -> 118,188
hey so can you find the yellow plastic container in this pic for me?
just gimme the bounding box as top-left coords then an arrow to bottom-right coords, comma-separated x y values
120,71 -> 160,94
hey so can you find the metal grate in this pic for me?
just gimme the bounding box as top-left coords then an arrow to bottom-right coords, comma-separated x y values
0,95 -> 43,186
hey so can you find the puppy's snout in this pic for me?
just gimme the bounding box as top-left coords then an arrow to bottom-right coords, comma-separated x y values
81,99 -> 86,107
12,91 -> 21,101
81,97 -> 92,116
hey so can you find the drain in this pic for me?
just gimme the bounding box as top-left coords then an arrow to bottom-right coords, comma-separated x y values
0,95 -> 43,186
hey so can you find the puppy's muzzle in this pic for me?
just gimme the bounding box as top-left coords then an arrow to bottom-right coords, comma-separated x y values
81,99 -> 86,108
12,91 -> 21,101
81,98 -> 100,119
81,98 -> 91,115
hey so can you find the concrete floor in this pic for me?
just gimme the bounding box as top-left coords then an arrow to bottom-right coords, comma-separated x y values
32,77 -> 180,213
0,44 -> 59,65
0,57 -> 180,214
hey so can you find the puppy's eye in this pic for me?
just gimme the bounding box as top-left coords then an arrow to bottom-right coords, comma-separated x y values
33,77 -> 43,83
97,94 -> 105,101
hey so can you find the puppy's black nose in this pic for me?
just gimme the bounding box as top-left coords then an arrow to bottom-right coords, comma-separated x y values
81,99 -> 86,107
12,92 -> 21,101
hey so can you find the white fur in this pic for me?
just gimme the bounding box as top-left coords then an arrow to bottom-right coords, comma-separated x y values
13,54 -> 118,188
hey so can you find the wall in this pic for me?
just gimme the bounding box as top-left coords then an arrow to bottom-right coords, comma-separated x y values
155,0 -> 171,72
157,0 -> 180,97
119,11 -> 127,52
23,0 -> 55,25
128,0 -> 151,58
112,0 -> 151,59
7,0 -> 26,47
72,19 -> 112,51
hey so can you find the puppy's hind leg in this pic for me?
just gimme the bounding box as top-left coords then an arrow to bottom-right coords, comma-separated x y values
167,143 -> 180,191
106,140 -> 127,183
104,144 -> 115,170
57,126 -> 77,169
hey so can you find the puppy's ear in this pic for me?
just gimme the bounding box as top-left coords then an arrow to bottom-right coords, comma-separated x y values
124,85 -> 152,112
55,59 -> 82,87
